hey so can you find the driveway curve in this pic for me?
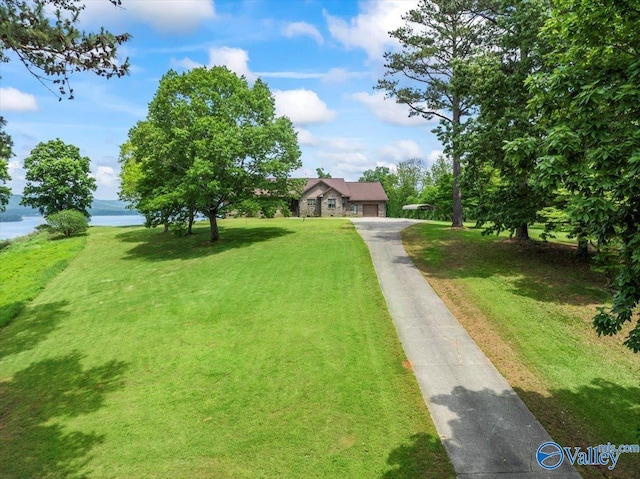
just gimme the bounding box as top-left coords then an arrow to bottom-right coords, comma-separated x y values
351,218 -> 580,479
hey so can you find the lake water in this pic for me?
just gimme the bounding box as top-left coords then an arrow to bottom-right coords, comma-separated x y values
0,215 -> 146,240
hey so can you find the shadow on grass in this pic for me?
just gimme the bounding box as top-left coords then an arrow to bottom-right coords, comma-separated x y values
0,301 -> 25,330
383,433 -> 455,478
115,225 -> 294,262
402,223 -> 610,307
514,379 -> 640,479
0,351 -> 128,479
0,301 -> 69,361
425,381 -> 639,479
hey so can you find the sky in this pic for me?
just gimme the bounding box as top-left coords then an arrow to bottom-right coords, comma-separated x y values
0,0 -> 443,200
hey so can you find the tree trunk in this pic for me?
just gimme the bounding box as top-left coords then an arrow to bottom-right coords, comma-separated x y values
451,104 -> 464,227
515,223 -> 529,240
209,210 -> 219,242
577,236 -> 589,260
163,222 -> 169,233
187,210 -> 194,235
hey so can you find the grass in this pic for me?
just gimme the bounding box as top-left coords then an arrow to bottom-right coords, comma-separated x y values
0,230 -> 86,329
402,222 -> 640,479
0,219 -> 454,479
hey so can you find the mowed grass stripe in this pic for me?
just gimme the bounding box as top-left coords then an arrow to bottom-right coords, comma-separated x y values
0,219 -> 454,479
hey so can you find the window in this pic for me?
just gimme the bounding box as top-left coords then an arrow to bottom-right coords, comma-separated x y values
307,198 -> 316,207
352,204 -> 358,214
327,198 -> 336,208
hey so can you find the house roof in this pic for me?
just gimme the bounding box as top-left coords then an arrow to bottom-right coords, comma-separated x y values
346,182 -> 388,201
302,178 -> 388,201
304,178 -> 350,196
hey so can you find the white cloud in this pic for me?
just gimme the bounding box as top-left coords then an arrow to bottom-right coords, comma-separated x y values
82,0 -> 216,33
0,87 -> 38,111
171,57 -> 204,70
295,127 -> 318,146
257,71 -> 325,79
349,91 -> 430,126
377,139 -> 423,163
95,166 -> 118,187
7,160 -> 22,176
322,67 -> 369,83
207,47 -> 255,81
318,151 -> 368,164
174,47 -> 256,81
324,1 -> 418,61
273,89 -> 336,125
282,21 -> 324,45
427,149 -> 443,165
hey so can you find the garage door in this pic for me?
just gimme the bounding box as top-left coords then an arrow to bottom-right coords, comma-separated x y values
363,204 -> 378,217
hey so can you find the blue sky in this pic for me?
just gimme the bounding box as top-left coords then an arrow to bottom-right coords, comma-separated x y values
1,0 -> 442,200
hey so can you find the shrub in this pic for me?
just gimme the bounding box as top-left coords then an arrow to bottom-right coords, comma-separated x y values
46,210 -> 89,237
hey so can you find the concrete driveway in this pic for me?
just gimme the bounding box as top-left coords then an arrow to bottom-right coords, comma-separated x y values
351,218 -> 580,479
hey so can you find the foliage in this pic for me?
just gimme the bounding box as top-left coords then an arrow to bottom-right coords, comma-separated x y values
0,0 -> 130,99
315,167 -> 331,178
420,156 -> 454,221
529,0 -> 640,352
359,159 -> 454,219
0,116 -> 13,212
120,67 -> 301,242
21,139 -> 96,217
377,0 -> 491,227
46,209 -> 89,237
460,0 -> 551,239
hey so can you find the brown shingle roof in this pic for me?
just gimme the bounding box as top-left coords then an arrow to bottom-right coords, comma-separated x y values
303,178 -> 350,196
346,182 -> 388,201
302,178 -> 388,201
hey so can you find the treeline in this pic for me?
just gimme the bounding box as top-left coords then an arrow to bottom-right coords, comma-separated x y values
378,0 -> 640,351
359,157 -> 453,220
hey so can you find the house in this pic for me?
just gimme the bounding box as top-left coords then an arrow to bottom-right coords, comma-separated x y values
292,178 -> 388,217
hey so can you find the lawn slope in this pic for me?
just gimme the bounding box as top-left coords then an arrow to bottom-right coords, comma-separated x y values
0,219 -> 453,479
403,222 -> 639,479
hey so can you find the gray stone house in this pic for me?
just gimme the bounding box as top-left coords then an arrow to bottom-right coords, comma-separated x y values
292,178 -> 388,217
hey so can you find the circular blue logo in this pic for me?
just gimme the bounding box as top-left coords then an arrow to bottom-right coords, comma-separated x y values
536,441 -> 564,470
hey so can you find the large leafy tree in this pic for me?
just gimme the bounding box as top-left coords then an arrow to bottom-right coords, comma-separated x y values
21,139 -> 96,216
124,67 -> 301,242
530,0 -> 640,351
461,0 -> 550,239
377,0 -> 491,227
0,0 -> 130,99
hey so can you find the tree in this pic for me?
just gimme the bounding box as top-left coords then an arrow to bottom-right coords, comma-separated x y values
396,158 -> 428,200
46,209 -> 89,237
0,118 -> 12,212
21,139 -> 96,217
377,0 -> 490,227
460,0 -> 550,239
420,155 -> 454,221
0,0 -> 130,99
315,167 -> 331,178
126,67 -> 301,242
529,0 -> 640,352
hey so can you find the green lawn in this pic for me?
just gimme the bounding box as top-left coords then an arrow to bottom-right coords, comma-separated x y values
0,230 -> 87,330
402,222 -> 640,479
0,219 -> 454,479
